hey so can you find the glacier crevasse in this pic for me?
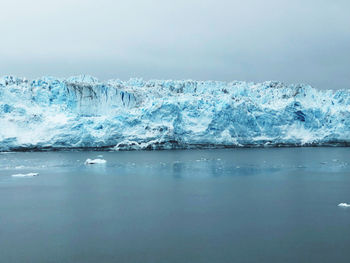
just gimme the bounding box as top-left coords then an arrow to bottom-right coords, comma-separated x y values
0,75 -> 349,151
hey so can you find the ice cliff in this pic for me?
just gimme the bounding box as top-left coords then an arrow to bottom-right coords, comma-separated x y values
0,75 -> 349,151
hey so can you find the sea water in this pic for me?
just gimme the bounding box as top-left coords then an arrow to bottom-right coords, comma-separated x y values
0,148 -> 350,263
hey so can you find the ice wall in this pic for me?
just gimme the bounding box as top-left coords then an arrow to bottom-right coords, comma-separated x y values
0,75 -> 349,151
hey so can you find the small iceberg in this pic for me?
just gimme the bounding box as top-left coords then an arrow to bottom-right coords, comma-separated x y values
338,203 -> 350,208
11,172 -> 39,177
85,158 -> 107,165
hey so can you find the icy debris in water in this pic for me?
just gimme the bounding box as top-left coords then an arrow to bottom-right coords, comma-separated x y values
196,158 -> 209,162
338,203 -> 350,208
11,172 -> 38,177
85,158 -> 107,165
15,166 -> 25,169
97,155 -> 103,158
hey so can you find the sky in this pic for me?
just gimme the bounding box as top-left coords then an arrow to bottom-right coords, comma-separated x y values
0,0 -> 349,89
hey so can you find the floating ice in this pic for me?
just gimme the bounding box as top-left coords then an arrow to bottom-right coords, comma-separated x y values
338,203 -> 350,207
1,75 -> 350,151
85,158 -> 107,164
11,172 -> 39,177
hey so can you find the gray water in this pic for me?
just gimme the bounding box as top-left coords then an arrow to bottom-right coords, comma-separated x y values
0,148 -> 350,263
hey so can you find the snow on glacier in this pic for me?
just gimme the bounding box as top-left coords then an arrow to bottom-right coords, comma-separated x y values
0,75 -> 350,151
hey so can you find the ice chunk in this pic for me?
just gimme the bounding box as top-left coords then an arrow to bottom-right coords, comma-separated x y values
85,158 -> 107,164
11,172 -> 38,177
338,203 -> 350,207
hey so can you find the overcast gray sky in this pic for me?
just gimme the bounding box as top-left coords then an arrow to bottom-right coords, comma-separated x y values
0,0 -> 349,89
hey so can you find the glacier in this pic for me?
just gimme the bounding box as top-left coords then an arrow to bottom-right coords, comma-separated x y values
0,75 -> 350,151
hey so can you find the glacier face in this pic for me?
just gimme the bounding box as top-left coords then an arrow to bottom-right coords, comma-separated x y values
0,75 -> 349,151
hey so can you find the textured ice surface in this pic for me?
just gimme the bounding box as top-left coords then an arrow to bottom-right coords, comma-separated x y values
0,75 -> 350,151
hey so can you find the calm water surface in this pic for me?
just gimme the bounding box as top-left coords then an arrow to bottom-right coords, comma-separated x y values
0,148 -> 350,263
